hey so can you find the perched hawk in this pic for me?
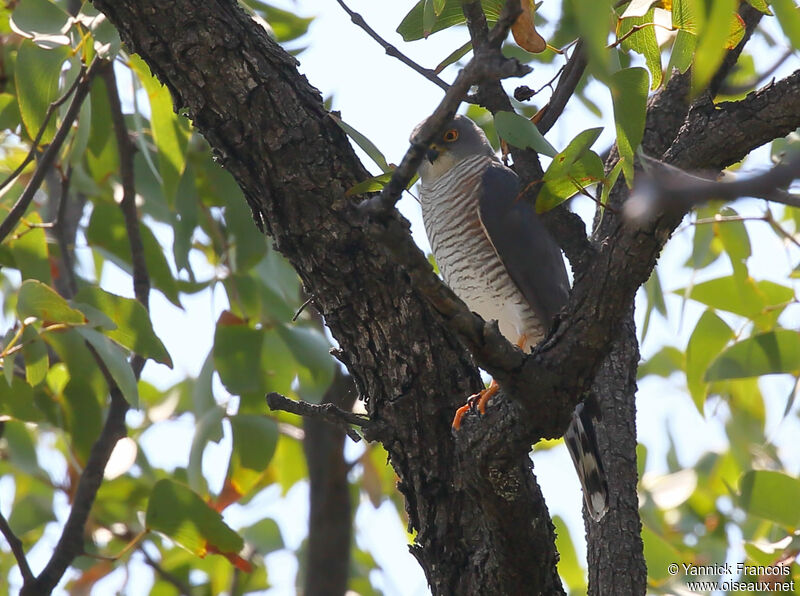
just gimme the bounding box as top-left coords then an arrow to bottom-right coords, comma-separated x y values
414,115 -> 608,520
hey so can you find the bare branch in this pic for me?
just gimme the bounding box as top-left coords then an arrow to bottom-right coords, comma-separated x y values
266,391 -> 368,443
536,40 -> 587,135
625,154 -> 800,223
140,546 -> 193,596
334,0 -> 450,92
0,511 -> 34,584
0,57 -> 104,245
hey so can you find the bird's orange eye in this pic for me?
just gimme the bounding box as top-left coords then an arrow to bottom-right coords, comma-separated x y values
443,129 -> 459,142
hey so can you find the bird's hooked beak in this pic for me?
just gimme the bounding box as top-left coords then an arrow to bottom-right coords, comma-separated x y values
425,144 -> 440,164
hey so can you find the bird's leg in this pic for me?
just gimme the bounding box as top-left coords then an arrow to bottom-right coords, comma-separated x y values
451,334 -> 527,429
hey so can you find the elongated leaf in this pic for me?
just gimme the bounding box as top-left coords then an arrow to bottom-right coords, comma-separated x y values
536,151 -> 604,213
241,518 -> 284,554
494,110 -> 557,157
15,40 -> 69,143
692,0 -> 736,93
73,287 -> 172,367
188,406 -> 226,495
221,415 -> 278,505
86,202 -> 180,306
616,10 -> 662,89
739,470 -> 800,528
610,67 -> 648,184
331,115 -> 390,173
21,326 -> 48,386
146,479 -> 248,568
9,212 -> 51,283
276,324 -> 334,403
771,0 -> 800,49
76,327 -> 139,406
677,277 -> 793,322
129,54 -> 190,203
685,310 -> 733,410
17,280 -> 87,324
213,319 -> 264,395
638,346 -> 684,379
666,29 -> 696,75
706,330 -> 800,381
397,0 -> 504,41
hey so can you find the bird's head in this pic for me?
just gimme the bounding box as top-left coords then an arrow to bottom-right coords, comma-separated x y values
411,115 -> 495,183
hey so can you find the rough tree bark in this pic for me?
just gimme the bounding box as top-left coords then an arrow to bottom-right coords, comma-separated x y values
89,1 -> 800,594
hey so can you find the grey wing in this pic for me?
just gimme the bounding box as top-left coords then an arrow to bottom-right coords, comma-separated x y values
477,161 -> 570,326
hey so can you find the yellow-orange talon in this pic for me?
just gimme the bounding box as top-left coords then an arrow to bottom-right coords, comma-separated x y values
452,379 -> 501,429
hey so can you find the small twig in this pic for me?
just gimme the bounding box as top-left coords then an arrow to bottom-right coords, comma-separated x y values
102,62 -> 150,378
536,40 -> 587,135
0,56 -> 104,245
719,48 -> 794,96
0,510 -> 34,583
610,22 -> 675,49
54,165 -> 78,297
140,546 -> 193,596
334,0 -> 450,92
266,392 -> 368,442
0,63 -> 88,196
292,294 -> 315,322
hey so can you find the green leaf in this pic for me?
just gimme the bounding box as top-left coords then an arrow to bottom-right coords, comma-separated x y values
666,29 -> 696,75
397,0 -> 504,41
331,115 -> 390,173
213,322 -> 264,395
536,128 -> 605,213
346,172 -> 394,196
17,280 -> 87,324
0,376 -> 42,421
494,110 -> 557,157
21,326 -> 48,386
9,212 -> 51,284
435,40 -> 473,73
641,268 -> 666,342
739,470 -> 800,528
86,76 -> 119,183
574,0 -> 614,77
188,406 -> 226,495
220,181 -> 267,272
63,378 -> 103,463
716,207 -> 751,263
14,40 -> 69,143
129,54 -> 190,203
677,276 -> 793,322
685,310 -> 733,410
86,202 -> 180,306
9,0 -> 70,48
0,93 -> 22,130
617,9 -> 662,89
146,478 -> 245,558
241,518 -> 284,554
553,515 -> 587,592
76,327 -> 139,407
276,324 -> 334,403
638,346 -> 684,379
706,329 -> 800,381
610,67 -> 648,185
771,0 -> 800,48
744,0 -> 773,15
248,1 -> 313,42
691,0 -> 736,93
73,286 -> 172,367
433,0 -> 446,16
423,0 -> 436,36
225,415 -> 278,499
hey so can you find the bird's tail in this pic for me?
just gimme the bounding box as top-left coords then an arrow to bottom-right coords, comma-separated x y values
564,395 -> 609,521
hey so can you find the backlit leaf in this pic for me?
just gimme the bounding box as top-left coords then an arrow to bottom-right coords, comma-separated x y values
739,470 -> 800,528
494,110 -> 557,157
17,280 -> 87,324
76,327 -> 139,407
14,40 -> 70,143
685,310 -> 733,410
397,0 -> 504,41
610,67 -> 648,184
706,330 -> 800,381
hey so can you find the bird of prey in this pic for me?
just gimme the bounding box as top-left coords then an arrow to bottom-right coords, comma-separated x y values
414,114 -> 608,521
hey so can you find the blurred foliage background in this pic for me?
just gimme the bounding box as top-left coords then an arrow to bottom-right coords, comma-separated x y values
0,0 -> 798,594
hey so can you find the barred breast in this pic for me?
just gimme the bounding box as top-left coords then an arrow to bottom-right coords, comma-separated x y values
420,155 -> 545,349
